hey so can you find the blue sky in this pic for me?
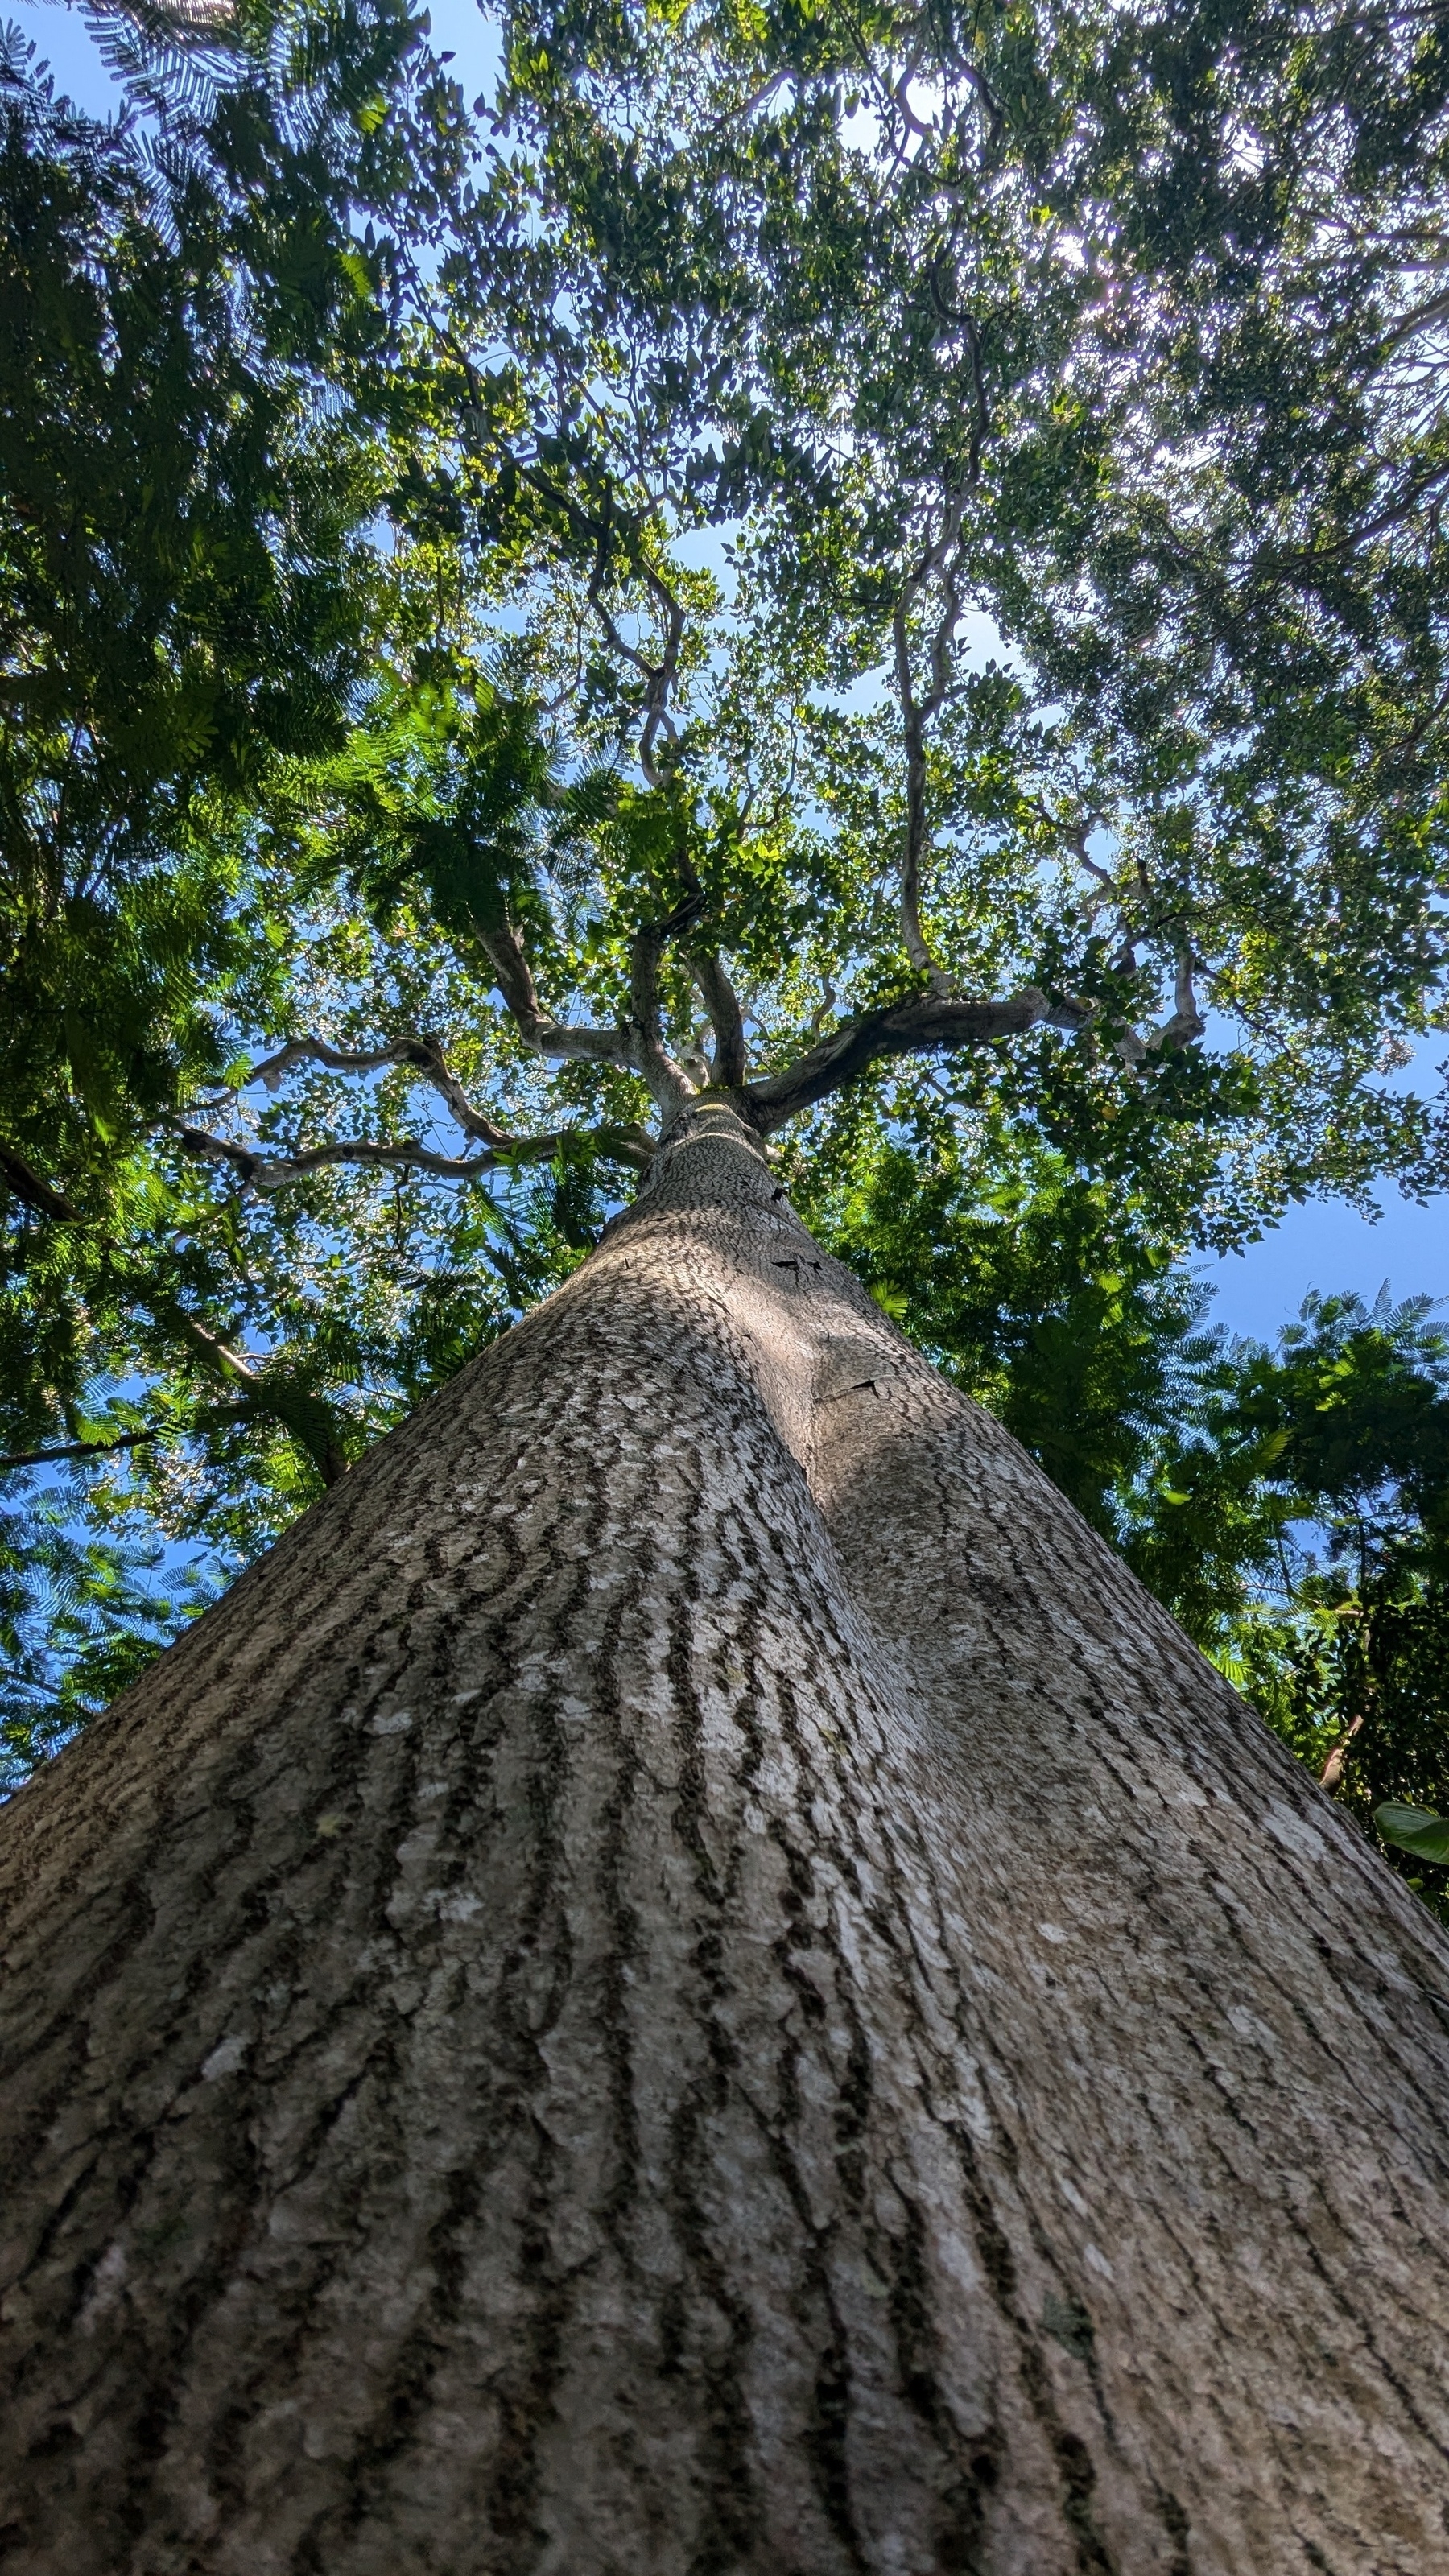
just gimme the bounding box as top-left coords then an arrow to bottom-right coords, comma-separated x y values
6,0 -> 502,109
1203,1140 -> 1446,1346
8,1 -> 116,109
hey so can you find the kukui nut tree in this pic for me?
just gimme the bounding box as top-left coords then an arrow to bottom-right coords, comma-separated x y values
2,1 -> 1449,2569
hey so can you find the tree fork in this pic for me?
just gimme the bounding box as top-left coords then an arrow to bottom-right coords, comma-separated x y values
2,1107 -> 1447,2574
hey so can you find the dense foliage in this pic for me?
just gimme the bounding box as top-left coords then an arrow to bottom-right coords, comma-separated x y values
1,0 -> 1445,1891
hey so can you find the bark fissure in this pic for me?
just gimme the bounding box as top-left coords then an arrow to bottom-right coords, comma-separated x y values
3,1111 -> 1449,2571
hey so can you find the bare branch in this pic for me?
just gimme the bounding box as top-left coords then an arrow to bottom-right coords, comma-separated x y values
1153,947 -> 1205,1051
1037,804 -> 1114,890
808,979 -> 839,1044
743,987 -> 1088,1132
168,1308 -> 262,1382
174,1124 -> 516,1191
1110,945 -> 1204,1067
246,1037 -> 413,1091
1032,819 -> 1203,1063
1319,1711 -> 1364,1790
409,1037 -> 514,1145
171,1108 -> 654,1193
612,561 -> 686,791
891,66 -> 936,144
227,1033 -> 516,1148
476,917 -> 547,1030
957,55 -> 1005,154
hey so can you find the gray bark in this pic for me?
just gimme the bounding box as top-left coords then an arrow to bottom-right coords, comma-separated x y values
2,1106 -> 1448,2574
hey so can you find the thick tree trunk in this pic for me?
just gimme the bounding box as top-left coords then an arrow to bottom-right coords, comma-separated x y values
3,1108 -> 1449,2576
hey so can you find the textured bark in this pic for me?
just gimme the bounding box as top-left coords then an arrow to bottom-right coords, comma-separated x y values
3,1108 -> 1449,2575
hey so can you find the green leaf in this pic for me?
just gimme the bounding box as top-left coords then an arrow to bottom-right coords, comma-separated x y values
1373,1805 -> 1449,1866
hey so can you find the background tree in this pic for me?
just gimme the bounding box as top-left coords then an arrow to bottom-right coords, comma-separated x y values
0,0 -> 481,1723
1140,1282 -> 1449,1913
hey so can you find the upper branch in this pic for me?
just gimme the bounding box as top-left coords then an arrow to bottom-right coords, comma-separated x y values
1269,454 -> 1449,575
927,262 -> 989,489
522,464 -> 685,789
1046,822 -> 1208,1063
893,484 -> 971,997
1115,947 -> 1204,1066
689,948 -> 748,1088
742,986 -> 1088,1132
629,890 -> 707,1119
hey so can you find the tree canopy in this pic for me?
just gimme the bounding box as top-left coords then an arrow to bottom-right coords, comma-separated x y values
2,0 -> 1446,1876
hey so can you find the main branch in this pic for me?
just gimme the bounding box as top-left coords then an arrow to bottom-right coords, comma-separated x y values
690,948 -> 748,1088
742,986 -> 1088,1131
630,890 -> 707,1118
522,464 -> 686,789
171,1116 -> 652,1191
235,1035 -> 516,1148
476,922 -> 634,1071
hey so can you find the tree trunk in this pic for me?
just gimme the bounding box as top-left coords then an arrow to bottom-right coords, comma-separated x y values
3,1107 -> 1448,2576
